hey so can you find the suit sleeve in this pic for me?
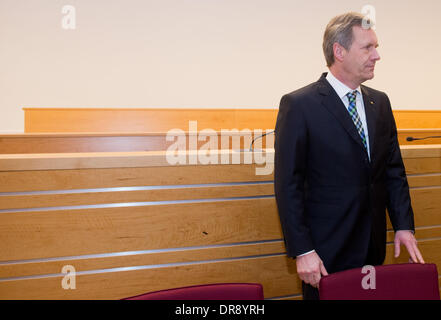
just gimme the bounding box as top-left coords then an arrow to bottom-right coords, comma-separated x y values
274,94 -> 314,258
383,94 -> 416,232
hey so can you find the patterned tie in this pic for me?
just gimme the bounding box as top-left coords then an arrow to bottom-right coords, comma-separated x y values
346,90 -> 368,150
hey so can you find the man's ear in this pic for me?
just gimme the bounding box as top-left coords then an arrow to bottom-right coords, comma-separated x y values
333,42 -> 346,63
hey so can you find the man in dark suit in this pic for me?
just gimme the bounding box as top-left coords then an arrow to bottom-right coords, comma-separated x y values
274,12 -> 425,300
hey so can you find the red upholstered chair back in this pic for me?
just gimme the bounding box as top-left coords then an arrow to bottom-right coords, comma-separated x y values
122,283 -> 264,300
319,263 -> 440,300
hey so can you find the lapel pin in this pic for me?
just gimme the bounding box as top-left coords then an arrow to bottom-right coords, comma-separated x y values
370,101 -> 374,105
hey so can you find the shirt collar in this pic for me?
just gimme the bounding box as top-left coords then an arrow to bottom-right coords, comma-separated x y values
325,71 -> 361,100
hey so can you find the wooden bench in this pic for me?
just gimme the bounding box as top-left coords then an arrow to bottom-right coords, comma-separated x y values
1,129 -> 440,154
1,108 -> 440,154
0,145 -> 440,299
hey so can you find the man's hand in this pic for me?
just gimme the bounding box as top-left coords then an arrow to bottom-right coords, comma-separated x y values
394,230 -> 425,264
296,251 -> 328,288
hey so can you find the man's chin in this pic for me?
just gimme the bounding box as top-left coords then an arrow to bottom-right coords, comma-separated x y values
362,71 -> 375,82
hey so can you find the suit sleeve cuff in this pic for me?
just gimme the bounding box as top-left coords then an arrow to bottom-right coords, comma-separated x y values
296,249 -> 315,257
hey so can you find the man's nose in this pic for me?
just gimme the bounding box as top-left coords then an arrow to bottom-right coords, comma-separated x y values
372,48 -> 381,61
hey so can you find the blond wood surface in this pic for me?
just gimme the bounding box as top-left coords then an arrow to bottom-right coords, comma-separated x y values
0,169 -> 437,197
24,108 -> 278,133
0,225 -> 440,299
0,254 -> 300,300
397,129 -> 441,146
22,108 -> 441,133
1,145 -> 440,300
3,225 -> 439,279
0,198 -> 282,261
1,185 -> 439,297
3,186 -> 441,230
403,158 -> 441,174
409,187 -> 441,227
384,187 -> 441,231
0,149 -> 274,171
407,174 -> 441,187
0,164 -> 271,192
0,241 -> 286,278
0,183 -> 274,210
386,225 -> 441,243
400,144 -> 441,158
0,135 -> 169,154
1,239 -> 440,300
1,128 -> 439,154
1,175 -> 439,211
384,238 -> 441,266
393,110 -> 441,129
1,145 -> 441,172
0,131 -> 269,154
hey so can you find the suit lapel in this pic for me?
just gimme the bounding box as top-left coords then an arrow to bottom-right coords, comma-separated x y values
361,85 -> 377,158
317,73 -> 369,155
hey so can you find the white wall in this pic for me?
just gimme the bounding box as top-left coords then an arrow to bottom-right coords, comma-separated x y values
1,0 -> 440,133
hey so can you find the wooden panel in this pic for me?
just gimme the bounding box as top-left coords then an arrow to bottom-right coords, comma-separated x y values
403,158 -> 441,174
24,108 -> 278,133
3,125 -> 441,155
0,254 -> 300,300
0,183 -> 274,210
1,146 -> 440,300
408,174 -> 441,187
0,149 -> 274,171
385,188 -> 441,229
3,183 -> 439,226
384,238 -> 441,266
23,108 -> 441,134
0,241 -> 285,278
4,225 -> 438,281
398,129 -> 441,146
2,188 -> 441,270
3,144 -> 440,173
0,135 -> 169,154
393,110 -> 441,129
410,188 -> 441,227
1,222 -> 439,300
1,129 -> 439,154
0,132 -> 270,154
0,164 -> 271,192
0,198 -> 282,261
400,145 -> 441,158
1,239 -> 440,300
386,226 -> 441,243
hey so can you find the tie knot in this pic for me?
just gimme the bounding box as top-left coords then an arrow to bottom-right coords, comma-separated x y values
346,90 -> 357,97
346,90 -> 357,100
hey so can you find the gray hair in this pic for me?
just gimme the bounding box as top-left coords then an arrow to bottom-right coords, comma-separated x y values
322,12 -> 373,67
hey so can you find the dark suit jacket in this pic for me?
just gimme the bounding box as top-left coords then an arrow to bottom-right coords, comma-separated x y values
274,72 -> 415,273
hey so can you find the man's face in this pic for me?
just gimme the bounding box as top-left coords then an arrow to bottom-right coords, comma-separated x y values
342,26 -> 381,84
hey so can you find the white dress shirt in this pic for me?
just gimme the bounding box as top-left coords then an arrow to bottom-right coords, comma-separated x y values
325,71 -> 371,160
